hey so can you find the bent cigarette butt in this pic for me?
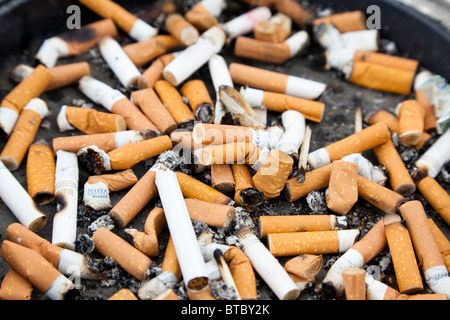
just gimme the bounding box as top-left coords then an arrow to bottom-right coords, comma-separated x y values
138,53 -> 177,89
326,161 -> 358,215
165,13 -> 199,46
224,246 -> 257,300
0,268 -> 33,300
396,100 -> 426,147
180,79 -> 215,124
184,2 -> 219,31
284,254 -> 323,284
232,163 -> 264,207
46,62 -> 90,91
383,212 -> 423,294
131,88 -> 177,135
87,169 -> 138,192
185,198 -> 235,228
313,11 -> 367,33
427,219 -> 450,272
1,240 -> 72,300
342,268 -> 366,300
211,164 -> 235,194
107,288 -> 138,300
152,288 -> 180,300
92,227 -> 153,281
274,0 -> 314,27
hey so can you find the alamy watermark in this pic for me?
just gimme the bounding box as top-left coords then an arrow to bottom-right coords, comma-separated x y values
66,5 -> 81,30
366,5 -> 381,30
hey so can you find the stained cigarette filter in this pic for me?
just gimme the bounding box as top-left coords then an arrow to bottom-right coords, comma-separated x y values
224,245 -> 257,300
395,100 -> 426,147
107,288 -> 138,300
342,268 -> 366,300
137,52 -> 178,89
0,269 -> 33,300
185,198 -> 235,228
326,161 -> 359,215
253,13 -> 292,43
427,219 -> 450,272
284,254 -> 323,286
415,128 -> 450,178
165,13 -> 199,46
418,176 -> 450,226
184,0 -> 224,31
210,164 -> 235,194
232,163 -> 264,207
180,79 -> 215,124
26,141 -> 55,205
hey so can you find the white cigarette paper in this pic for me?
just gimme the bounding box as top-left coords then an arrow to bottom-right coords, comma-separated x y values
209,54 -> 234,125
138,270 -> 179,300
78,76 -> 125,112
52,150 -> 79,250
277,110 -> 305,156
128,19 -> 158,42
83,181 -> 111,211
35,37 -> 70,68
415,129 -> 450,178
155,170 -> 209,291
222,6 -> 272,40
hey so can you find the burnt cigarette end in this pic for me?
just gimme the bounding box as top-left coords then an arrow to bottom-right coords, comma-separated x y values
140,129 -> 159,140
411,166 -> 428,184
187,276 -> 209,292
240,187 -> 264,207
195,103 -> 214,124
77,148 -> 106,175
178,119 -> 195,131
33,191 -> 56,205
296,166 -> 306,183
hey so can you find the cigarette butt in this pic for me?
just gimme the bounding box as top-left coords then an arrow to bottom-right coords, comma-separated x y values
414,131 -> 432,151
165,13 -> 199,46
231,163 -> 264,207
396,293 -> 448,300
131,88 -> 177,135
137,53 -> 177,89
184,2 -> 219,31
354,50 -> 419,73
342,268 -> 366,300
27,141 -> 55,205
373,139 -> 416,196
242,87 -> 325,123
0,240 -> 72,300
284,254 -> 323,283
0,268 -> 33,300
352,219 -> 387,263
58,106 -> 127,134
123,35 -> 183,68
395,100 -> 426,146
180,79 -> 215,124
222,6 -> 272,40
211,164 -> 235,194
326,161 -> 358,215
170,130 -> 198,150
185,198 -> 235,228
79,0 -> 157,41
92,227 -> 153,281
187,285 -> 217,300
416,88 -> 438,132
229,63 -> 326,100
0,98 -> 48,171
313,11 -> 367,33
258,215 -> 339,238
214,249 -> 241,299
152,288 -> 180,300
46,62 -> 90,91
254,14 -> 291,43
365,275 -> 401,300
284,163 -> 333,202
175,171 -> 232,205
267,229 -> 359,257
365,109 -> 400,133
308,122 -> 391,169
107,288 -> 138,300
195,142 -> 262,166
357,175 -> 408,213
274,0 -> 314,27
415,129 -> 450,178
427,219 -> 450,272
162,236 -> 182,281
383,212 -> 423,294
224,246 -> 257,300
154,80 -> 195,127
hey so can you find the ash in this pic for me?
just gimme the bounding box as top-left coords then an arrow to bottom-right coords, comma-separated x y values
210,280 -> 239,300
306,191 -> 327,213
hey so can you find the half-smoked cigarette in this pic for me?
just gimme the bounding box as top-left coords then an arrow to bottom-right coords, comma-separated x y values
107,288 -> 138,300
313,11 -> 367,33
0,240 -> 73,300
26,141 -> 55,205
415,129 -> 450,178
0,98 -> 49,171
232,163 -> 264,207
180,79 -> 215,124
241,86 -> 325,123
234,30 -> 309,64
326,161 -> 358,215
342,268 -> 366,300
137,52 -> 178,89
154,79 -> 195,128
0,65 -> 52,137
52,129 -> 157,154
35,18 -> 117,68
400,201 -> 450,297
259,214 -> 345,238
373,139 -> 416,196
383,212 -> 423,294
98,36 -> 141,89
163,25 -> 226,86
236,225 -> 300,300
210,164 -> 235,194
185,198 -> 236,228
184,0 -> 224,31
0,160 -> 48,232
92,227 -> 153,281
52,150 -> 79,250
83,169 -> 138,211
427,218 -> 450,272
274,0 -> 314,27
155,170 -> 209,292
222,6 -> 272,40
395,100 -> 426,146
79,0 -> 157,42
131,88 -> 177,134
418,177 -> 450,226
254,13 -> 292,43
0,268 -> 33,300
308,122 -> 391,169
57,105 -> 127,134
267,229 -> 360,257
165,13 -> 199,46
230,63 -> 326,100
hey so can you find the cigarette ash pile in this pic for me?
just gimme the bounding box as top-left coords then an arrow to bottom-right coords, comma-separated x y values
0,0 -> 449,302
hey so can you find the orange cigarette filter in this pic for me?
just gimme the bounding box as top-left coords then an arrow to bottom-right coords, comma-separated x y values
284,163 -> 333,202
232,163 -> 261,206
254,18 -> 290,43
284,254 -> 323,282
415,89 -> 438,132
396,293 -> 448,300
342,268 -> 366,300
259,215 -> 336,238
154,80 -> 195,127
162,236 -> 182,281
138,53 -> 176,89
180,79 -> 215,123
198,142 -> 262,166
354,50 -> 419,73
130,207 -> 167,257
274,0 -> 314,27
326,161 -> 358,215
110,98 -> 159,132
46,62 -> 91,91
165,13 -> 199,46
123,35 -> 183,67
351,219 -> 387,264
86,169 -> 138,192
210,164 -> 235,194
396,100 -> 426,147
92,227 -> 153,281
0,268 -> 33,300
383,212 -> 423,294
224,246 -> 258,300
171,130 -> 198,150
313,11 -> 367,33
373,139 -> 416,196
234,36 -> 293,64
131,88 -> 177,135
427,219 -> 450,272
185,198 -> 236,228
107,288 -> 138,300
417,176 -> 450,226
365,109 -> 400,133
194,123 -> 254,146
184,2 -> 218,32
357,175 -> 407,213
175,171 -> 232,205
63,106 -> 127,134
26,141 -> 55,205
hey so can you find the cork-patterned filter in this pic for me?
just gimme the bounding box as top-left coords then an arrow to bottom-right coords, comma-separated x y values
123,35 -> 181,67
154,80 -> 195,125
107,288 -> 138,300
366,109 -> 400,133
210,164 -> 235,194
313,10 -> 367,33
326,161 -> 358,215
427,219 -> 450,272
0,269 -> 33,300
415,89 -> 438,132
46,62 -> 91,91
274,0 -> 313,27
351,219 -> 387,264
65,106 -> 126,134
224,246 -> 257,300
184,198 -> 235,228
254,19 -> 290,43
53,131 -> 118,154
110,98 -> 158,131
138,53 -> 176,89
342,268 -> 366,300
86,169 -> 138,192
184,2 -> 218,32
234,36 -> 292,64
197,142 -> 261,166
397,100 -> 426,146
284,254 -> 323,281
180,79 -> 214,119
259,215 -> 334,238
131,207 -> 166,257
165,13 -> 199,46
161,236 -> 182,281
